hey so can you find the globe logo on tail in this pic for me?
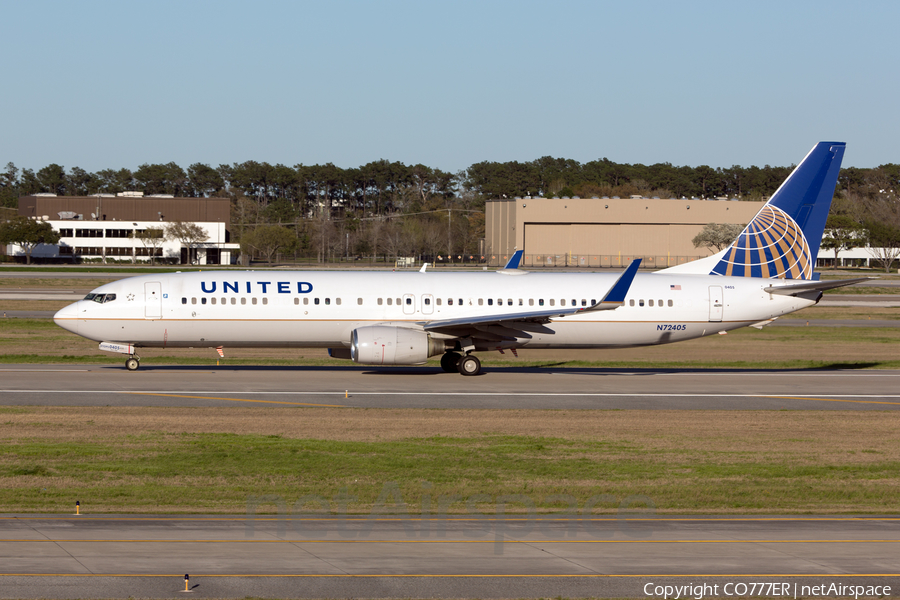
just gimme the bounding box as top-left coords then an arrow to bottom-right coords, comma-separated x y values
710,204 -> 812,279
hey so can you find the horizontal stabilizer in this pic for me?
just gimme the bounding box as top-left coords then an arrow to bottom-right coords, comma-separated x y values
763,277 -> 873,296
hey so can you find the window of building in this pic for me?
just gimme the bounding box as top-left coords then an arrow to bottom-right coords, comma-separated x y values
59,228 -> 73,237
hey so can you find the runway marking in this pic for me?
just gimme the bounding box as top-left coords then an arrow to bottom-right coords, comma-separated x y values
127,392 -> 346,408
3,516 -> 899,522
3,538 -> 898,544
2,573 -> 898,578
762,395 -> 900,407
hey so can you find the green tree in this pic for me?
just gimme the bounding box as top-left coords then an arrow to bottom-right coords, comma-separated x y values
692,223 -> 745,253
864,219 -> 900,273
164,221 -> 208,264
820,214 -> 863,269
0,216 -> 61,264
240,224 -> 298,263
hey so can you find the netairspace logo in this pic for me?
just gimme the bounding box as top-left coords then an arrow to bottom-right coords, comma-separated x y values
643,582 -> 892,599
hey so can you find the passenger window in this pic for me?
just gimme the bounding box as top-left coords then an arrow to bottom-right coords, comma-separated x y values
201,297 -> 207,305
182,298 -> 187,304
396,298 -> 401,305
303,297 -> 309,305
405,298 -> 411,305
378,298 -> 383,305
550,299 -> 555,306
357,298 -> 362,305
582,299 -> 587,306
529,299 -> 534,306
252,298 -> 257,305
241,297 -> 246,305
478,299 -> 483,306
387,298 -> 392,305
459,299 -> 463,306
448,298 -> 453,305
561,299 -> 566,306
294,298 -> 299,305
496,299 -> 501,306
668,299 -> 673,307
315,298 -> 320,305
488,299 -> 493,306
649,299 -> 654,307
191,298 -> 197,305
508,299 -> 512,306
221,298 -> 225,305
591,299 -> 596,305
424,298 -> 431,305
519,299 -> 523,306
639,299 -> 644,307
231,298 -> 236,305
336,298 -> 341,305
629,299 -> 635,307
325,298 -> 330,305
539,299 -> 544,306
436,298 -> 441,306
659,299 -> 663,307
211,298 -> 216,305
262,298 -> 268,305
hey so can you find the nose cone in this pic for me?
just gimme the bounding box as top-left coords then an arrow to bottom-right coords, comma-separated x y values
54,302 -> 79,334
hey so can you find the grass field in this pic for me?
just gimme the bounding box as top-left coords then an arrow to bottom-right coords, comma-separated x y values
2,407 -> 899,514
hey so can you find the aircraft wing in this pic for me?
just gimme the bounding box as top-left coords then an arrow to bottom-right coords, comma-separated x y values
423,259 -> 641,339
763,277 -> 874,296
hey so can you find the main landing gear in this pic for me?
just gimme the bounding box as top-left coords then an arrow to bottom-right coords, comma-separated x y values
125,355 -> 141,371
442,351 -> 481,376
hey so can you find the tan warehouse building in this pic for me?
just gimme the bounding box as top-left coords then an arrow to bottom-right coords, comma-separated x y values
485,196 -> 765,268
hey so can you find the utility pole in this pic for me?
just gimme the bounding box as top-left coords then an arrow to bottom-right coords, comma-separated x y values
447,208 -> 451,264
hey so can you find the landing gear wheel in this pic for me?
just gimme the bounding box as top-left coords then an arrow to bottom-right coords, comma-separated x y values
458,354 -> 481,376
440,352 -> 462,373
125,357 -> 139,371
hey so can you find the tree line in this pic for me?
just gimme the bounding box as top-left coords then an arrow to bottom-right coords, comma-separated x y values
1,157 -> 898,267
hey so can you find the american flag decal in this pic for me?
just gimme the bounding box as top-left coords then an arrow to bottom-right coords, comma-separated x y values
670,284 -> 681,290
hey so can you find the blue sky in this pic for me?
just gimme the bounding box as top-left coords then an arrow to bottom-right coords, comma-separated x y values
2,0 -> 897,173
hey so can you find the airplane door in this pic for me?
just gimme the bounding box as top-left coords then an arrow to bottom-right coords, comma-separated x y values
708,286 -> 723,322
402,293 -> 416,315
421,294 -> 434,315
145,282 -> 162,319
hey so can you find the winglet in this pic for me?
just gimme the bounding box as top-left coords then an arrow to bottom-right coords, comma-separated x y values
502,250 -> 524,270
419,263 -> 429,273
585,259 -> 642,311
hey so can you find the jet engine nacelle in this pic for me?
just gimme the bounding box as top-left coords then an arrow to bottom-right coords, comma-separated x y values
350,326 -> 445,365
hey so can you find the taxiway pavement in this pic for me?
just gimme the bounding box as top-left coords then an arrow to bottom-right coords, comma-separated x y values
1,365 -> 899,410
1,514 -> 897,598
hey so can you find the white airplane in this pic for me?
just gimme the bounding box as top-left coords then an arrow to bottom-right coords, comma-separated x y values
54,142 -> 867,375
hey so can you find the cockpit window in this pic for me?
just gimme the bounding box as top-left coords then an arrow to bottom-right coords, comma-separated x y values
84,293 -> 116,303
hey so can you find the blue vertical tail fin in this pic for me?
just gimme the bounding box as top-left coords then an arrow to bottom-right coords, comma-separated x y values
661,142 -> 846,279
